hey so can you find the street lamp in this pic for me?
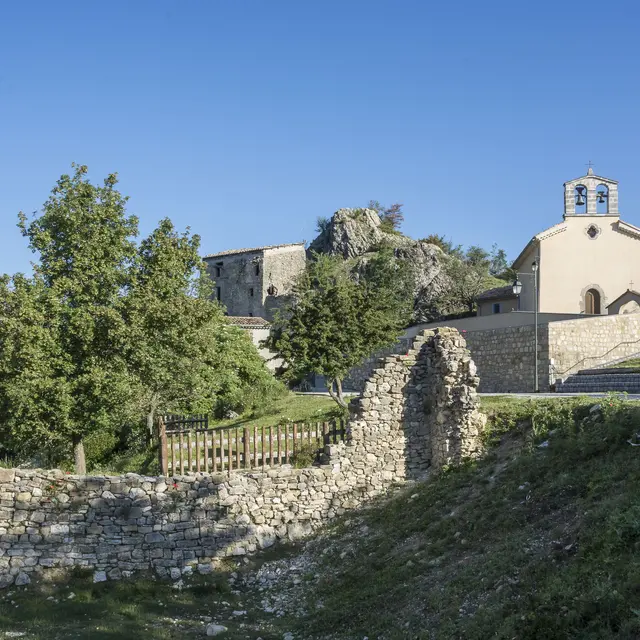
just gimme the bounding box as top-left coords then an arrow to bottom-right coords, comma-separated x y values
512,278 -> 523,311
532,260 -> 539,393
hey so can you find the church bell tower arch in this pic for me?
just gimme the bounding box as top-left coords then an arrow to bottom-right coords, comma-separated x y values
563,166 -> 619,218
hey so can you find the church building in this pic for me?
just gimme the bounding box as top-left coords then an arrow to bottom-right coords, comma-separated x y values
480,167 -> 640,316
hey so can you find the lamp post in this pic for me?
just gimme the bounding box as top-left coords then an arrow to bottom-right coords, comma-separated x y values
532,260 -> 539,393
512,260 -> 539,393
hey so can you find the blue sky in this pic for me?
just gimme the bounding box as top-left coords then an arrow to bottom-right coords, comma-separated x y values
1,0 -> 640,275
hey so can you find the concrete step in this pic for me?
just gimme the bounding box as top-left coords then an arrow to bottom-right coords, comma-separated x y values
557,370 -> 640,393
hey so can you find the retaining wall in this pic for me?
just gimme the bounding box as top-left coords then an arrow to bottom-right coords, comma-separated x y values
0,328 -> 484,588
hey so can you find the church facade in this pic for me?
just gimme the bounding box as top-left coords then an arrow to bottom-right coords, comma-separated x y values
483,168 -> 640,316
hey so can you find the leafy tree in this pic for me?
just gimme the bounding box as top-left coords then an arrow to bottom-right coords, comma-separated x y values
121,219 -> 222,438
0,165 -> 282,472
122,219 -> 284,435
315,216 -> 330,235
488,243 -> 513,280
4,165 -> 138,473
421,234 -> 464,258
464,245 -> 490,269
367,200 -> 405,233
264,251 -> 411,408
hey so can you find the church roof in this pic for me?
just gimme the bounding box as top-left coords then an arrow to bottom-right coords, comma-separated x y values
563,167 -> 618,185
605,290 -> 640,309
512,221 -> 567,269
616,220 -> 640,240
476,285 -> 516,302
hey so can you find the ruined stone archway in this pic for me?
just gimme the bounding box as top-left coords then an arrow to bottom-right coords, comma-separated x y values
343,327 -> 486,482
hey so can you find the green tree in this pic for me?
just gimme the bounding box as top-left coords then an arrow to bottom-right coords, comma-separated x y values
121,219 -> 222,438
367,200 -> 405,232
0,165 -> 281,473
122,219 -> 283,433
264,252 -> 411,408
421,234 -> 464,258
6,164 -> 138,473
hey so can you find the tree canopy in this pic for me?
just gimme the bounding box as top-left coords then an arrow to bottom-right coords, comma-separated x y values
264,251 -> 412,407
0,164 -> 281,472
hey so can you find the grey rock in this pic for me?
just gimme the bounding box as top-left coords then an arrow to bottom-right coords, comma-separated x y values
14,573 -> 30,586
206,623 -> 228,636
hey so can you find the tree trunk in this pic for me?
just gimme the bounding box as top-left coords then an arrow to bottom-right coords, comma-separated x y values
73,436 -> 86,475
327,377 -> 348,409
146,408 -> 156,447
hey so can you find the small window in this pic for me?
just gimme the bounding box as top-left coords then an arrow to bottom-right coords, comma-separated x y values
248,312 -> 253,317
249,287 -> 254,297
255,264 -> 260,276
216,287 -> 221,301
587,224 -> 600,239
492,302 -> 501,314
215,262 -> 223,278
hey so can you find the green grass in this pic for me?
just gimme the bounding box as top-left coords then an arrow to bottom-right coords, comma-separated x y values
278,395 -> 640,639
0,568 -> 287,640
210,392 -> 346,429
6,396 -> 640,639
611,357 -> 640,369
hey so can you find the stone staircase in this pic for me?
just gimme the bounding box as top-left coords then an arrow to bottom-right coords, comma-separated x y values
556,368 -> 640,394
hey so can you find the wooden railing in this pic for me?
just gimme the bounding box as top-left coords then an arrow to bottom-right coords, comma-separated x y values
158,416 -> 346,477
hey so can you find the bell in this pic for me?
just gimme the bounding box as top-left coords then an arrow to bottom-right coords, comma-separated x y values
597,191 -> 607,204
576,195 -> 585,206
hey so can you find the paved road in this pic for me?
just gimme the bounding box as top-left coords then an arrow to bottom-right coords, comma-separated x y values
480,392 -> 640,400
298,390 -> 640,401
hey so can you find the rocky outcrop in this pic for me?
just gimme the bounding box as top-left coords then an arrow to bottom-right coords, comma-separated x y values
308,208 -> 391,259
308,208 -> 452,322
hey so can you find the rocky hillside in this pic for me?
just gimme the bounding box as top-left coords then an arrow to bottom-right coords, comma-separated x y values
308,208 -> 453,322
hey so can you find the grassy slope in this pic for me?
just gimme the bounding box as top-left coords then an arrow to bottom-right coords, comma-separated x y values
210,393 -> 344,430
3,396 -> 640,639
611,357 -> 640,369
280,397 -> 640,639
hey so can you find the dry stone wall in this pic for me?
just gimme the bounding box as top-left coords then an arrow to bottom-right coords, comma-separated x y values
0,328 -> 484,588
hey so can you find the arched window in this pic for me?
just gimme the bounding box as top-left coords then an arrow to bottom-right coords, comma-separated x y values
585,289 -> 601,315
596,184 -> 609,214
575,185 -> 587,214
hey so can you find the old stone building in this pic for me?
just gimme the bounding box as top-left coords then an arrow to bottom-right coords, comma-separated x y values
203,242 -> 306,321
481,167 -> 640,316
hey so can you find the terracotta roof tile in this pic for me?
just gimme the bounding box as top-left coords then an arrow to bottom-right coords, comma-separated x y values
476,285 -> 516,302
225,316 -> 271,328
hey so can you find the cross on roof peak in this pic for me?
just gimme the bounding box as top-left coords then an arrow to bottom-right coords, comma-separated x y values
586,160 -> 594,175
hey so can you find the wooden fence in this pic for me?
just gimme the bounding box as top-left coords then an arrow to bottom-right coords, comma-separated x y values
157,415 -> 346,477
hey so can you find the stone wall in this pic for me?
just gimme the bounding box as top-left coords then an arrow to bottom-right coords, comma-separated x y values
0,328 -> 484,588
548,314 -> 640,380
464,325 -> 550,393
344,314 -> 640,394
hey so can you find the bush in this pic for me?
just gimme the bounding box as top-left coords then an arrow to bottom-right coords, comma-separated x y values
291,441 -> 321,468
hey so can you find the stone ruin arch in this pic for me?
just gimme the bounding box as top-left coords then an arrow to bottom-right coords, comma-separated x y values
340,327 -> 486,482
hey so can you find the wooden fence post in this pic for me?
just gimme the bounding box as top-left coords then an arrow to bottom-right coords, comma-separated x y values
243,428 -> 250,469
158,416 -> 168,477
